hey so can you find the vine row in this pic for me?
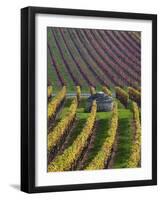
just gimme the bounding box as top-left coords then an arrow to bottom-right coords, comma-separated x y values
48,100 -> 97,172
85,101 -> 118,170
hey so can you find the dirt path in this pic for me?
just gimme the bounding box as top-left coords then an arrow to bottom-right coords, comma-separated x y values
74,121 -> 98,171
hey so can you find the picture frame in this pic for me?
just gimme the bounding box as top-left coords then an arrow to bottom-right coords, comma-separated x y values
21,6 -> 157,193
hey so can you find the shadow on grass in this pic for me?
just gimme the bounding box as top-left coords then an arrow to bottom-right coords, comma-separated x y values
65,119 -> 87,148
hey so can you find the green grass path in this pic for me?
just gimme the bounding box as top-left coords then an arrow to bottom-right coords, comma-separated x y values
112,109 -> 133,168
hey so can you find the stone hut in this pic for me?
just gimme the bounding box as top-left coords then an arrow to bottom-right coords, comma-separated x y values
86,92 -> 113,112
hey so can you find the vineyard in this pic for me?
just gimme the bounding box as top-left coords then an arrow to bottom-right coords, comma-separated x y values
47,27 -> 141,172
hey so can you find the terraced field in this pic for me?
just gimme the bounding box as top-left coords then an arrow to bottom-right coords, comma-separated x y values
47,27 -> 141,172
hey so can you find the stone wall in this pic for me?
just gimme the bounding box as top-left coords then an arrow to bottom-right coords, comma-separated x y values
86,101 -> 113,112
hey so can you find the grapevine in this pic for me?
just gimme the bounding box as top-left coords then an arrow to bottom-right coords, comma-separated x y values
76,86 -> 81,102
90,86 -> 96,95
128,87 -> 141,106
127,102 -> 141,167
115,87 -> 129,107
85,101 -> 118,170
48,85 -> 52,98
48,100 -> 97,172
48,97 -> 78,153
48,86 -> 66,120
102,86 -> 112,96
